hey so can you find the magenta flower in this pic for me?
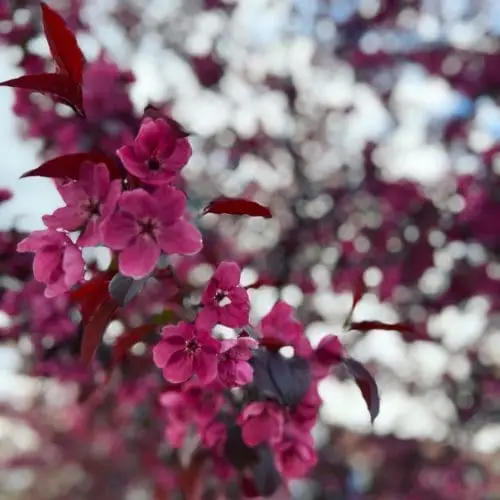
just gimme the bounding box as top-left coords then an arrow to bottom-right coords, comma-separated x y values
237,401 -> 284,447
202,419 -> 227,453
217,336 -> 257,388
311,334 -> 344,378
259,300 -> 304,351
153,322 -> 221,385
273,422 -> 317,479
17,229 -> 84,298
117,117 -> 191,185
100,185 -> 203,279
43,162 -> 122,247
196,261 -> 250,330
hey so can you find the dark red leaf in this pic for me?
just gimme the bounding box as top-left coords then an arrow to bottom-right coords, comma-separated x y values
21,152 -> 123,180
343,274 -> 366,328
0,73 -> 84,116
342,357 -> 380,423
349,320 -> 414,334
245,277 -> 277,289
112,324 -> 156,364
203,197 -> 272,218
81,298 -> 118,365
70,273 -> 113,324
40,2 -> 85,84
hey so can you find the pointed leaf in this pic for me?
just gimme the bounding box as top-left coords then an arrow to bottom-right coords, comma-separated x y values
0,73 -> 84,116
343,274 -> 366,328
112,324 -> 156,364
349,320 -> 414,334
81,298 -> 118,365
70,273 -> 113,323
203,197 -> 272,218
41,2 -> 85,84
21,152 -> 123,180
342,357 -> 380,423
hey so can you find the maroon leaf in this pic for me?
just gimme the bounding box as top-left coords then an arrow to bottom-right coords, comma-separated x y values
21,152 -> 123,180
343,274 -> 366,328
0,73 -> 84,116
112,324 -> 156,364
342,357 -> 380,423
349,320 -> 414,334
203,197 -> 272,218
41,2 -> 85,84
70,273 -> 114,324
81,298 -> 118,365
245,277 -> 277,289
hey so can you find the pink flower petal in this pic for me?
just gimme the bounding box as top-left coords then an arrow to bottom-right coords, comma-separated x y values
158,219 -> 203,255
62,244 -> 85,289
162,350 -> 194,384
154,185 -> 187,224
100,211 -> 138,250
118,189 -> 158,220
215,261 -> 241,289
43,206 -> 85,231
118,235 -> 160,278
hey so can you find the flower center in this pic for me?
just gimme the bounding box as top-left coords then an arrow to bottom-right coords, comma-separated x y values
139,218 -> 157,236
185,338 -> 200,354
84,199 -> 100,217
147,157 -> 161,171
215,289 -> 231,307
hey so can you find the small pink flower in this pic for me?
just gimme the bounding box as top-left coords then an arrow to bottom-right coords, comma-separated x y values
202,419 -> 227,453
43,162 -> 122,247
153,322 -> 221,385
196,261 -> 250,330
100,185 -> 202,279
260,300 -> 304,351
217,336 -> 257,388
237,401 -> 284,447
311,334 -> 344,378
159,391 -> 191,448
117,117 -> 191,185
17,229 -> 84,298
273,422 -> 317,479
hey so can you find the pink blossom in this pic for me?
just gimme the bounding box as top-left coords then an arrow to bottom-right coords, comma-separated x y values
43,162 -> 122,247
260,300 -> 304,352
273,422 -> 317,479
159,391 -> 191,448
196,261 -> 250,330
237,401 -> 284,447
117,117 -> 191,184
217,336 -> 257,388
202,419 -> 227,453
311,334 -> 344,378
100,185 -> 202,279
153,322 -> 220,385
17,229 -> 84,298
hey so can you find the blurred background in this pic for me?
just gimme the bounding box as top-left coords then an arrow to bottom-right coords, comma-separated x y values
1,0 -> 500,498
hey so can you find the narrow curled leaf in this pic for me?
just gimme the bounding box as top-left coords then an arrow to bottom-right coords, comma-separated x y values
81,298 -> 118,365
343,274 -> 366,328
245,277 -> 277,289
22,152 -> 123,180
70,273 -> 113,323
41,2 -> 85,84
203,197 -> 272,218
342,357 -> 380,423
349,320 -> 414,334
112,324 -> 156,364
0,73 -> 84,116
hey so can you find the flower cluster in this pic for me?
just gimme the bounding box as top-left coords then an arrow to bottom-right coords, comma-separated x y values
150,261 -> 347,491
